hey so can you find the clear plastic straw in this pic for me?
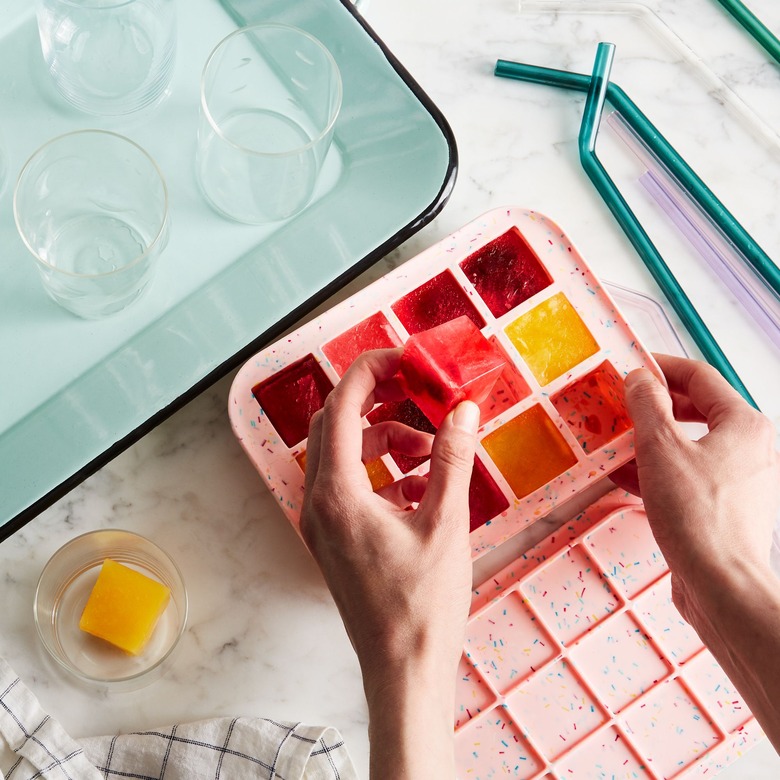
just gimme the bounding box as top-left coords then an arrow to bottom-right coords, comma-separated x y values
640,170 -> 780,350
606,110 -> 780,352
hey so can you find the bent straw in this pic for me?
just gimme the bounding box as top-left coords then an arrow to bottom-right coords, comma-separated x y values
494,58 -> 780,300
577,42 -> 757,407
712,0 -> 780,66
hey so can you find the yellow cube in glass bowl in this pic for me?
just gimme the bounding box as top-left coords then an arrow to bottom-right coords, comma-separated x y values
79,559 -> 171,655
34,529 -> 187,689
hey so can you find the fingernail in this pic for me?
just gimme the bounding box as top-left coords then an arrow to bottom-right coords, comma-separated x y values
625,368 -> 657,389
452,400 -> 480,433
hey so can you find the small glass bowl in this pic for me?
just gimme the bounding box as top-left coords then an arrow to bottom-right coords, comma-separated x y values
34,529 -> 187,690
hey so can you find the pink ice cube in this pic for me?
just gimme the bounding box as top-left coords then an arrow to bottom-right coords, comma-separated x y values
399,316 -> 507,427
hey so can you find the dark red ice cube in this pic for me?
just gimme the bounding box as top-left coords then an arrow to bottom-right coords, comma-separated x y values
392,270 -> 485,335
252,354 -> 334,447
460,227 -> 552,317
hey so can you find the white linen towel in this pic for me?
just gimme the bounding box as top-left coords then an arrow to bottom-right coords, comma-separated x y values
0,658 -> 357,780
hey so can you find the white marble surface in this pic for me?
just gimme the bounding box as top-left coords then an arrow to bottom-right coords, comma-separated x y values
2,0 -> 780,778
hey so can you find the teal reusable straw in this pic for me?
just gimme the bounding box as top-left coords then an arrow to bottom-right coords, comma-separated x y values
494,59 -> 780,300
577,42 -> 756,407
713,0 -> 780,65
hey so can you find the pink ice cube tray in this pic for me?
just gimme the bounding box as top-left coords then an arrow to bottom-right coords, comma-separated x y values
228,207 -> 663,557
456,489 -> 761,779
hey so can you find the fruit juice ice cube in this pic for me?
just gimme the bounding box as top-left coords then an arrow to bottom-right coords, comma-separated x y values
364,457 -> 394,491
468,456 -> 509,531
460,227 -> 553,317
391,270 -> 485,335
505,292 -> 599,386
295,450 -> 394,491
79,559 -> 171,656
398,315 -> 507,427
481,404 -> 578,498
551,361 -> 632,453
252,354 -> 334,447
322,312 -> 402,377
366,398 -> 436,473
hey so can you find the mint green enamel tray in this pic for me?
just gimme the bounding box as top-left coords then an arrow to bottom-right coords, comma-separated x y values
0,0 -> 456,538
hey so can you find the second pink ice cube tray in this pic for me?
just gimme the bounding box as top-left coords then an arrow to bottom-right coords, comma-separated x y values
455,489 -> 761,779
229,207 -> 662,558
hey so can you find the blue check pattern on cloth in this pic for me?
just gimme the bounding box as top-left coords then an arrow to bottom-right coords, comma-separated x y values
0,658 -> 357,780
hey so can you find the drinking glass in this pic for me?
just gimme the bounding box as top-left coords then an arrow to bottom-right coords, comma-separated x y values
14,130 -> 169,319
196,24 -> 342,224
36,0 -> 177,116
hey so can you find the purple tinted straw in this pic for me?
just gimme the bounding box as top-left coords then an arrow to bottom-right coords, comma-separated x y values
607,111 -> 780,351
639,170 -> 780,350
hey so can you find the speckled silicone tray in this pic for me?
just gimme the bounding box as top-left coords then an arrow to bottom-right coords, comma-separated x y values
456,488 -> 761,779
229,207 -> 662,558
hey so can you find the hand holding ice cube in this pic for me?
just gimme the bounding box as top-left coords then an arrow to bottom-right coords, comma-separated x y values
300,348 -> 479,780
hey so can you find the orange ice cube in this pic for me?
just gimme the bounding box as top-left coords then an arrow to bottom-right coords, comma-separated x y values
79,559 -> 170,655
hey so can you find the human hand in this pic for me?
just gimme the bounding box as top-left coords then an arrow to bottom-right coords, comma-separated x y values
611,354 -> 780,622
300,348 -> 479,778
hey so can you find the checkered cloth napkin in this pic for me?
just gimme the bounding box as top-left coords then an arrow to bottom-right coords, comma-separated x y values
0,658 -> 357,779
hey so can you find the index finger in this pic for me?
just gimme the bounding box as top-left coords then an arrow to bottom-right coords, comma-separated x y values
654,354 -> 753,430
318,348 -> 403,478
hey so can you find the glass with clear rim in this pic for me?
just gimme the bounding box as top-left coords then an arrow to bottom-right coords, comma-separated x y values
36,0 -> 177,116
196,23 -> 343,225
13,129 -> 169,319
34,529 -> 188,690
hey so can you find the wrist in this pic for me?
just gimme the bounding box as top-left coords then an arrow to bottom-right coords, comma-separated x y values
365,653 -> 457,780
681,557 -> 780,644
691,557 -> 776,607
676,559 -> 780,750
358,612 -> 464,699
364,640 -> 459,713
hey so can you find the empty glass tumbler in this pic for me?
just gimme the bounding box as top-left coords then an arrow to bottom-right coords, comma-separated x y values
14,130 -> 169,319
36,0 -> 177,116
196,24 -> 342,224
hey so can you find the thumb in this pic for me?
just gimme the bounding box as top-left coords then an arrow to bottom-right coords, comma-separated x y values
418,400 -> 479,522
624,368 -> 680,455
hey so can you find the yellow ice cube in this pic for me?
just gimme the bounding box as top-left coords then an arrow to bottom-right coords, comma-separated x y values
505,292 -> 599,385
79,559 -> 170,655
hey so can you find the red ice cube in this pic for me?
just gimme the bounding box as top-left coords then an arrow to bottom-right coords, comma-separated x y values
398,316 -> 507,427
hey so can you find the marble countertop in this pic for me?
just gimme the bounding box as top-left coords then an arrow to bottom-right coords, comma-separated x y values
2,0 -> 779,777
